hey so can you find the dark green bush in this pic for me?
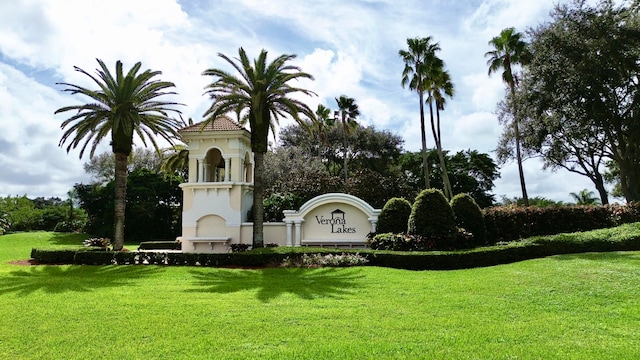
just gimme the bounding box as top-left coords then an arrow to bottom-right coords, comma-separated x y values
483,205 -> 614,243
376,197 -> 412,234
451,193 -> 486,246
54,220 -> 86,233
138,241 -> 181,251
230,243 -> 251,252
368,233 -> 436,251
31,248 -> 79,264
263,192 -> 303,222
73,250 -> 115,265
407,188 -> 457,249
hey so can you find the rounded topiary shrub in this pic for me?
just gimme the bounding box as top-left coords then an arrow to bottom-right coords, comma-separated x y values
376,197 -> 412,234
450,193 -> 486,247
407,188 -> 457,249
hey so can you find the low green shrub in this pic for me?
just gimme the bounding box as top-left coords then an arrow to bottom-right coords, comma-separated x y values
368,233 -> 433,251
73,250 -> 115,265
31,248 -> 80,264
451,193 -> 486,246
376,197 -> 412,234
138,241 -> 181,251
54,220 -> 86,233
82,237 -> 111,249
369,230 -> 474,251
282,253 -> 369,267
230,243 -> 251,252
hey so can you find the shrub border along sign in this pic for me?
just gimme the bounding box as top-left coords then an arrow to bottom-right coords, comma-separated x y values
31,222 -> 640,270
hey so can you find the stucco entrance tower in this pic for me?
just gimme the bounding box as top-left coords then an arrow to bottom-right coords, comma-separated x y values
178,118 -> 254,252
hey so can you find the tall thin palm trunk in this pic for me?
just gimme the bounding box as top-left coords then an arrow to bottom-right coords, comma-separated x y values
434,107 -> 453,198
342,114 -> 349,182
510,87 -> 529,206
113,152 -> 128,250
252,151 -> 265,247
419,92 -> 431,189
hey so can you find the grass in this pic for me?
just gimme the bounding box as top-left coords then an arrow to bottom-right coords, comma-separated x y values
1,231 -> 639,359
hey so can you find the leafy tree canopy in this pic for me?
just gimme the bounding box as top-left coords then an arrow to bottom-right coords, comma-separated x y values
516,0 -> 640,202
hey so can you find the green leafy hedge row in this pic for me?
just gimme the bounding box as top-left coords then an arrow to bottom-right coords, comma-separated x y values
31,223 -> 640,270
483,203 -> 640,243
138,241 -> 181,251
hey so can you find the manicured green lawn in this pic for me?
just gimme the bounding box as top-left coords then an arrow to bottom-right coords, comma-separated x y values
1,232 -> 639,359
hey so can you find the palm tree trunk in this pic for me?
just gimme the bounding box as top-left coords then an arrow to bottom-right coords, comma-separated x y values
113,152 -> 128,251
419,92 -> 431,189
433,107 -> 453,199
510,87 -> 529,206
252,151 -> 265,248
342,115 -> 349,182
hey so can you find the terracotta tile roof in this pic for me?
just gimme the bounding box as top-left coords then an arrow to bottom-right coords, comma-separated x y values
180,117 -> 248,132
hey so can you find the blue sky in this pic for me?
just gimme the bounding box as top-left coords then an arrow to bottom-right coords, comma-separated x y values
0,0 -> 603,202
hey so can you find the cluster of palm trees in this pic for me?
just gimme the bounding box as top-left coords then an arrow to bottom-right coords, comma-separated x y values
398,29 -> 530,206
309,96 -> 361,182
399,36 -> 454,199
55,28 -> 530,250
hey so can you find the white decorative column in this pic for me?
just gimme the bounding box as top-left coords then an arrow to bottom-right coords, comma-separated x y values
285,221 -> 293,247
294,221 -> 302,247
198,159 -> 205,182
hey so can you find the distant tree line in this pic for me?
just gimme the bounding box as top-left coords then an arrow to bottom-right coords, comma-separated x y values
73,149 -> 183,243
0,194 -> 86,234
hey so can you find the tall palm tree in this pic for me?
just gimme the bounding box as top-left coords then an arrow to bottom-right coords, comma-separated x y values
202,48 -> 316,248
570,189 -> 601,205
160,144 -> 189,178
335,95 -> 360,181
56,59 -> 182,250
400,37 -> 442,189
486,27 -> 531,206
307,104 -> 333,160
430,64 -> 454,199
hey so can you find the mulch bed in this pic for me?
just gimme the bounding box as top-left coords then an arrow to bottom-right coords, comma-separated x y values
8,259 -> 38,266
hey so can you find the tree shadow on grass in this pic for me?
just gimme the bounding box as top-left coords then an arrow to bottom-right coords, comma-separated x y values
0,265 -> 163,296
186,267 -> 366,303
48,232 -> 90,246
48,232 -> 141,248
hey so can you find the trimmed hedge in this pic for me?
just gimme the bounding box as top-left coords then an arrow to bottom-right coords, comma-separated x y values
451,193 -> 486,246
30,222 -> 640,270
483,205 -> 615,244
376,197 -> 412,234
138,241 -> 181,251
408,189 -> 457,248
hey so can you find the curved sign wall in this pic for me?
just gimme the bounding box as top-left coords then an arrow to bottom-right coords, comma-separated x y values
282,193 -> 380,247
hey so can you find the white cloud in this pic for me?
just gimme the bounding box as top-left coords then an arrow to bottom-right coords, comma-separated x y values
0,63 -> 91,198
0,0 -> 608,203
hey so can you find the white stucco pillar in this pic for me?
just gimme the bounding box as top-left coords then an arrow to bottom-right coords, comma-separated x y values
198,159 -> 205,182
294,221 -> 302,247
370,219 -> 377,233
285,221 -> 293,247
